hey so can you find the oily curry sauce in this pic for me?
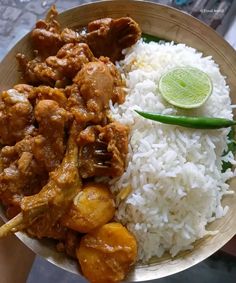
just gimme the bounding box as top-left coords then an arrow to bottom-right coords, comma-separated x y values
0,5 -> 141,283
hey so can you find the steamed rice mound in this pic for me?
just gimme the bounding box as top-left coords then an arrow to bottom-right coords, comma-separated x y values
110,40 -> 235,261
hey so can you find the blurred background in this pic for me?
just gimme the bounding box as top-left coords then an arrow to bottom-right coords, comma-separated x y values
0,0 -> 235,282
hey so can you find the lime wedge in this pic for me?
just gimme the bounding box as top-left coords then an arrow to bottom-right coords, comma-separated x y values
159,67 -> 212,109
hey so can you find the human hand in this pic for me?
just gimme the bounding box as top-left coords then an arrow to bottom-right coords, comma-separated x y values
221,236 -> 236,256
0,218 -> 35,283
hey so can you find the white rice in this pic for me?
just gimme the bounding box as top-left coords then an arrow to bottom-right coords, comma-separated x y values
110,40 -> 235,261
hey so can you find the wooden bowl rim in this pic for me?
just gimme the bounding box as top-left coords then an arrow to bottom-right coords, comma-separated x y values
0,1 -> 236,282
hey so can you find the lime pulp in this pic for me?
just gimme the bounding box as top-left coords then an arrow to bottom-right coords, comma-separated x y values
159,67 -> 213,109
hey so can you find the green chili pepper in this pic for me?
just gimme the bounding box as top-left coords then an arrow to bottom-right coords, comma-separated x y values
135,110 -> 236,129
142,33 -> 169,44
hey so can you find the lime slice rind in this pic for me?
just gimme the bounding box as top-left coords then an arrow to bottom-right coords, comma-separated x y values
159,67 -> 213,109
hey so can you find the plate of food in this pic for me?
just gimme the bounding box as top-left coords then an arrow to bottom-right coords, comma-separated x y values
0,1 -> 236,283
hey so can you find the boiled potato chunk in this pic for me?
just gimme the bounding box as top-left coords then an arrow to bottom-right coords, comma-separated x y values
61,183 -> 115,233
77,222 -> 137,283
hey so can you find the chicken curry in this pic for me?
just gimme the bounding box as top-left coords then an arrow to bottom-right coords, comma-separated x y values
0,5 -> 141,283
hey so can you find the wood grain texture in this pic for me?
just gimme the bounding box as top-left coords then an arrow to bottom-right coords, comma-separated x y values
0,1 -> 236,282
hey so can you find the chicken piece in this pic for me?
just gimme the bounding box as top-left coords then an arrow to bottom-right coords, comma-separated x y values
46,43 -> 95,79
99,56 -> 126,104
31,5 -> 63,57
0,99 -> 69,197
0,138 -> 47,221
73,60 -> 121,123
72,60 -> 110,123
83,17 -> 141,62
32,100 -> 70,172
13,84 -> 34,99
78,122 -> 129,178
0,190 -> 22,219
31,5 -> 141,62
61,183 -> 115,233
0,122 -> 81,238
61,27 -> 81,43
31,86 -> 67,107
18,122 -> 82,233
0,135 -> 36,172
78,125 -> 106,178
17,43 -> 94,87
66,84 -> 93,124
0,136 -> 47,195
77,222 -> 137,283
60,17 -> 141,62
16,53 -> 61,87
0,88 -> 34,145
14,84 -> 67,107
26,217 -> 67,240
99,122 -> 129,176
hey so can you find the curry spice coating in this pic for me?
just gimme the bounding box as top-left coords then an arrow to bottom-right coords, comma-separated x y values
0,6 -> 141,283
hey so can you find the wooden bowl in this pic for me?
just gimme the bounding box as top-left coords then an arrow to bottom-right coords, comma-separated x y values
1,1 -> 236,281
